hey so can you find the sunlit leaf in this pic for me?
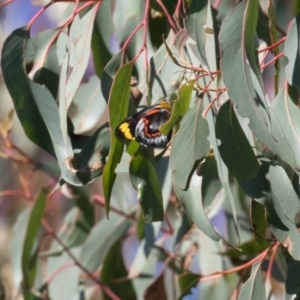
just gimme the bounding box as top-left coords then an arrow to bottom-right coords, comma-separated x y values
160,80 -> 194,135
103,62 -> 134,216
261,160 -> 300,260
285,14 -> 300,94
174,172 -> 220,241
220,2 -> 272,158
171,99 -> 210,190
65,7 -> 98,108
186,0 -> 209,66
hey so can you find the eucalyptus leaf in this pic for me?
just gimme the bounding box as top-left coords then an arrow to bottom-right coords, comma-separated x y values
130,147 -> 164,223
171,100 -> 210,190
22,189 -> 47,299
238,262 -> 266,300
102,61 -> 134,216
285,14 -> 300,93
216,100 -> 260,183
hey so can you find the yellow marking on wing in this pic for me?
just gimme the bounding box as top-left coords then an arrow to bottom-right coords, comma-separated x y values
158,99 -> 172,112
119,123 -> 135,140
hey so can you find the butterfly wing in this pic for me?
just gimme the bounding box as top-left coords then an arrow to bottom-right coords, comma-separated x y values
115,100 -> 171,148
135,108 -> 171,148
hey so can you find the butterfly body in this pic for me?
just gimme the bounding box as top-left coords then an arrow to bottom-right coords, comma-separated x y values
115,100 -> 172,148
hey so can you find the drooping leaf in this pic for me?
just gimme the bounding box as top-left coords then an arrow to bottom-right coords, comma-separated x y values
29,28 -> 60,98
22,189 -> 47,299
65,7 -> 98,108
203,94 -> 240,243
69,75 -> 106,134
131,245 -> 167,300
160,80 -> 194,135
147,32 -> 183,103
65,186 -> 95,247
186,0 -> 209,67
174,172 -> 220,241
216,100 -> 260,183
250,200 -> 270,248
1,27 -> 54,156
92,0 -> 114,77
102,62 -> 134,216
130,147 -> 164,223
47,248 -> 81,300
101,240 -> 136,300
267,2 -> 280,95
261,160 -> 300,260
73,124 -> 110,184
244,0 -> 264,89
238,262 -> 266,300
178,273 -> 201,300
171,100 -> 210,190
220,2 -> 272,159
285,14 -> 300,94
80,212 -> 132,272
286,256 -> 300,294
269,87 -> 300,172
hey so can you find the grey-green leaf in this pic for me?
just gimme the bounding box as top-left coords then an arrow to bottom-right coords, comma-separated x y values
216,100 -> 260,183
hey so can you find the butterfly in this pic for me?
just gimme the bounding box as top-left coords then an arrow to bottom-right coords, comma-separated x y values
115,99 -> 172,148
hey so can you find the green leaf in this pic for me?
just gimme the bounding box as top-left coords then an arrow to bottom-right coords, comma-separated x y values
103,62 -> 134,217
222,240 -> 269,258
216,100 -> 260,183
66,186 -> 95,247
1,27 -> 54,156
269,87 -> 300,172
29,28 -> 60,98
80,212 -> 132,272
101,241 -> 136,300
65,7 -> 98,108
267,2 -> 280,95
171,100 -> 210,190
131,245 -> 167,299
147,32 -> 183,103
251,200 -> 270,248
73,124 -> 110,184
22,189 -> 47,299
178,273 -> 201,300
186,0 -> 209,66
130,147 -> 164,223
47,248 -> 81,300
174,172 -> 220,241
160,80 -> 194,135
238,262 -> 266,300
30,81 -> 79,185
244,0 -> 264,89
220,2 -> 272,156
261,160 -> 300,260
92,0 -> 114,77
286,256 -> 300,294
101,51 -> 123,102
285,14 -> 300,93
203,95 -> 240,243
69,75 -> 106,134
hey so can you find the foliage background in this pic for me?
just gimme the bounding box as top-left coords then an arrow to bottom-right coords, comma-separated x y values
0,0 -> 300,299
